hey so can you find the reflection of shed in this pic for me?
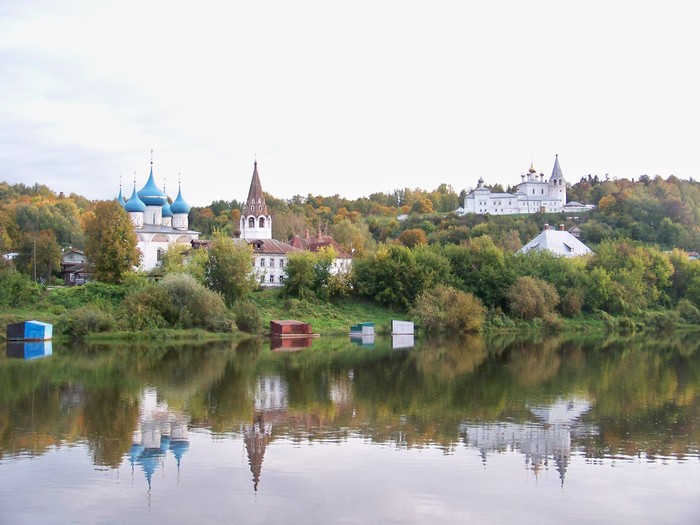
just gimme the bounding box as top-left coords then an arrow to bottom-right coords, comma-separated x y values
270,336 -> 315,351
6,340 -> 53,359
270,320 -> 312,336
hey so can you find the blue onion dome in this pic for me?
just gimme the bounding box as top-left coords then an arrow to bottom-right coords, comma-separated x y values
170,185 -> 190,214
125,184 -> 146,212
162,200 -> 172,218
137,165 -> 168,206
117,186 -> 126,207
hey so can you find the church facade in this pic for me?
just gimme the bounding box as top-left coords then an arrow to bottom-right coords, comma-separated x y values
464,155 -> 567,215
119,160 -> 200,270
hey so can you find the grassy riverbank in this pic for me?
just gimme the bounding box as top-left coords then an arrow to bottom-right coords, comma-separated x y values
1,283 -> 694,342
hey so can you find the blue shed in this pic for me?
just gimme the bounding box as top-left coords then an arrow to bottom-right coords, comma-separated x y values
6,320 -> 53,341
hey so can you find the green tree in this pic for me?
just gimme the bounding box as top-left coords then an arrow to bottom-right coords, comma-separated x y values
410,285 -> 486,332
282,247 -> 336,300
506,276 -> 560,320
83,201 -> 140,283
204,233 -> 257,306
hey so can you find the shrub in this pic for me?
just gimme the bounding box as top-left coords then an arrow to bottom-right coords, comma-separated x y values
48,282 -> 128,310
676,299 -> 700,323
645,310 -> 679,332
0,269 -> 41,307
235,301 -> 262,333
118,286 -> 169,331
410,285 -> 486,332
158,273 -> 232,331
506,276 -> 560,320
69,306 -> 115,336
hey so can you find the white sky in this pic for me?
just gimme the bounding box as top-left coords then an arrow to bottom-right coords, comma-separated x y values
1,0 -> 699,206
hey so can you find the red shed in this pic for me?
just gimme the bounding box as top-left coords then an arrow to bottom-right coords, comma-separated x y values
269,320 -> 312,336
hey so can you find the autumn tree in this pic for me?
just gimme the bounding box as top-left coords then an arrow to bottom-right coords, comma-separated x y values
398,228 -> 428,249
83,201 -> 141,283
15,230 -> 61,282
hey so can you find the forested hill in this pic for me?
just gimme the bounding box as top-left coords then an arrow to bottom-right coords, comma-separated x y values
3,174 -> 700,267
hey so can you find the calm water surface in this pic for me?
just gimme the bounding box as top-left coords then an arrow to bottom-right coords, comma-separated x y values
1,333 -> 699,524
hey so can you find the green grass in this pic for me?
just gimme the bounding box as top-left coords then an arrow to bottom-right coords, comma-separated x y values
247,289 -> 409,335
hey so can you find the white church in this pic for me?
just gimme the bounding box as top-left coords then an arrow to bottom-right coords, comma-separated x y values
463,155 -> 567,215
118,160 -> 200,270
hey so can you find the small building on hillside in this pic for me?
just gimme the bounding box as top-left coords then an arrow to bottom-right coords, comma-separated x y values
60,248 -> 89,286
290,230 -> 352,274
518,224 -> 593,258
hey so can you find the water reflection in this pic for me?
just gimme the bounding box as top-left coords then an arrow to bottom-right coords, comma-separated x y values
0,333 -> 698,496
6,340 -> 53,360
129,388 -> 190,490
461,397 -> 594,486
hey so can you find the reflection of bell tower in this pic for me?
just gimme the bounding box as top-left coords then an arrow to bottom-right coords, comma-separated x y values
240,161 -> 272,240
244,419 -> 269,491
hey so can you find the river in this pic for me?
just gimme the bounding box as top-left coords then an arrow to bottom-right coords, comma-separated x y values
1,332 -> 699,524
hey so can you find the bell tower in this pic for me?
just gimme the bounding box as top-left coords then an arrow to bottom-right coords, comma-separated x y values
240,161 -> 272,240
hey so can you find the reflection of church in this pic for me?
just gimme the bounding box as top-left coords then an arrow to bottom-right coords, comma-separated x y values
128,388 -> 190,489
460,397 -> 593,485
243,372 -> 354,491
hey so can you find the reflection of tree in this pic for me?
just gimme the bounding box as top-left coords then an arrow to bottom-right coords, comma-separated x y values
1,332 -> 699,467
83,386 -> 140,467
506,337 -> 562,386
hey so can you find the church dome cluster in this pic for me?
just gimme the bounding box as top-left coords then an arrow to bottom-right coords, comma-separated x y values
116,155 -> 200,271
118,160 -> 191,230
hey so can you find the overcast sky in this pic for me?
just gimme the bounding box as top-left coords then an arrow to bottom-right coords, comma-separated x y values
1,1 -> 698,206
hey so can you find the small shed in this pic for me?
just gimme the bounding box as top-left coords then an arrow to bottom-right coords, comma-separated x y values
269,320 -> 313,336
391,320 -> 414,335
7,320 -> 53,341
350,322 -> 375,335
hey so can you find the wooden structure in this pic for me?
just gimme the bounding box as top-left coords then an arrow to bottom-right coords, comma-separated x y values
7,320 -> 53,341
391,320 -> 414,335
350,322 -> 375,335
269,320 -> 317,337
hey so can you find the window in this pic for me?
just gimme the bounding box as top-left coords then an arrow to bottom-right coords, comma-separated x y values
259,217 -> 265,228
156,249 -> 163,261
269,275 -> 275,283
260,275 -> 265,283
541,189 -> 544,194
260,258 -> 265,267
248,217 -> 255,228
279,275 -> 285,283
270,258 -> 275,268
280,259 -> 285,267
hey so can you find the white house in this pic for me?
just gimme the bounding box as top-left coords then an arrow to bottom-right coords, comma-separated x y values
464,155 -> 567,215
518,224 -> 593,258
120,160 -> 200,270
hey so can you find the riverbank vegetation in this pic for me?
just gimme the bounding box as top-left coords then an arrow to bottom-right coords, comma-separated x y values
3,173 -> 700,339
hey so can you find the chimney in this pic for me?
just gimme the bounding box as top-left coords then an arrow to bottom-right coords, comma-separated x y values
544,224 -> 549,230
559,224 -> 565,231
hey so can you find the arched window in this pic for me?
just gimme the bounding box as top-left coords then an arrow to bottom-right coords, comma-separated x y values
248,217 -> 255,228
156,249 -> 163,261
259,217 -> 265,228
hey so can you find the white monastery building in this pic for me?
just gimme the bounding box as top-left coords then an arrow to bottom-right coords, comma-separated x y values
119,159 -> 200,270
464,155 -> 567,215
